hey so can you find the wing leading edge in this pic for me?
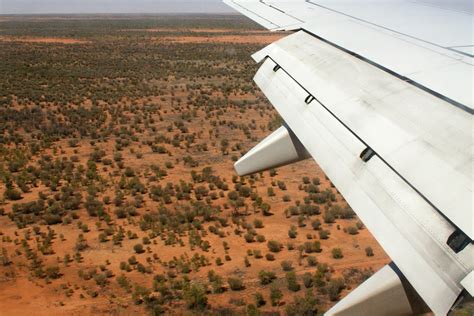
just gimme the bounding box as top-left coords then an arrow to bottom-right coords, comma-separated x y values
225,1 -> 474,315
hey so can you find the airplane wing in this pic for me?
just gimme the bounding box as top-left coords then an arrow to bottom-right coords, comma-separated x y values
224,1 -> 474,315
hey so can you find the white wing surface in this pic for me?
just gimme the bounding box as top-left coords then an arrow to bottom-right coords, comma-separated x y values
225,1 -> 474,315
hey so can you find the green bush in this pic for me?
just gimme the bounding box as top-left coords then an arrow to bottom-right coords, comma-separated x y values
254,292 -> 266,307
332,248 -> 343,259
327,278 -> 345,301
184,283 -> 208,310
267,240 -> 282,253
228,277 -> 244,291
270,285 -> 283,306
133,243 -> 145,254
285,290 -> 318,316
281,260 -> 293,271
258,270 -> 276,285
286,271 -> 301,292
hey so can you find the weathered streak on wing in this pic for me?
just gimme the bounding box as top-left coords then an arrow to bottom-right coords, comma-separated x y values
251,32 -> 474,315
225,0 -> 473,111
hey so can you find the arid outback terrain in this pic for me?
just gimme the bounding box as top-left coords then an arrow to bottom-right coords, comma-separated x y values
0,14 -> 462,316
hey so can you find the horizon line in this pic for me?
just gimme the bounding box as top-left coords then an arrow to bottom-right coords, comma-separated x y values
0,12 -> 239,16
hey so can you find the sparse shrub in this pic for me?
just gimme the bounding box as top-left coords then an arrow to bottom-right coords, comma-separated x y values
319,230 -> 330,240
327,278 -> 345,301
281,260 -> 293,271
253,219 -> 263,228
306,256 -> 317,267
45,266 -> 61,279
323,210 -> 336,223
244,232 -> 255,243
304,241 -> 321,253
285,290 -> 318,316
288,226 -> 297,239
228,277 -> 244,291
244,256 -> 251,267
311,219 -> 321,230
270,285 -> 282,306
265,253 -> 275,261
184,282 -> 208,310
286,271 -> 301,292
332,248 -> 343,259
258,270 -> 276,285
347,226 -> 359,235
267,240 -> 282,253
302,273 -> 313,288
254,292 -> 266,307
133,243 -> 145,254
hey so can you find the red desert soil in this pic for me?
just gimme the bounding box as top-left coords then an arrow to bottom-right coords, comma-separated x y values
0,36 -> 89,44
0,17 -> 390,316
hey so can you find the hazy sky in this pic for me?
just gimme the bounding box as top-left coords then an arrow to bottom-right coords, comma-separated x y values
0,0 -> 236,14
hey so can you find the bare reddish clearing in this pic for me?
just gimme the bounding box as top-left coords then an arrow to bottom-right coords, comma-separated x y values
0,36 -> 89,44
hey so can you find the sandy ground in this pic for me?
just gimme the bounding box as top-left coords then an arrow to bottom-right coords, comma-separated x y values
0,20 -> 389,315
0,36 -> 89,44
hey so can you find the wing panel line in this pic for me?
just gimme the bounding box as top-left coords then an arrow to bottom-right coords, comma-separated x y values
260,53 -> 472,242
297,28 -> 474,115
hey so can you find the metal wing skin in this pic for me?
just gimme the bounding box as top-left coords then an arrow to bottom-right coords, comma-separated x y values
224,1 -> 474,315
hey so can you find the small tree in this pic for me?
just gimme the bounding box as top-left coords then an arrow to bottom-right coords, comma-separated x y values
254,291 -> 266,307
267,240 -> 282,253
286,271 -> 301,292
258,270 -> 276,285
184,282 -> 208,310
306,256 -> 317,267
265,253 -> 275,261
347,226 -> 359,235
253,219 -> 264,228
270,285 -> 283,306
281,260 -> 293,271
311,219 -> 321,230
244,256 -> 251,267
302,272 -> 313,288
365,246 -> 374,257
327,278 -> 345,301
228,277 -> 244,291
133,243 -> 145,254
45,266 -> 61,279
288,226 -> 297,239
285,290 -> 318,316
319,230 -> 330,240
332,248 -> 343,259
0,248 -> 10,266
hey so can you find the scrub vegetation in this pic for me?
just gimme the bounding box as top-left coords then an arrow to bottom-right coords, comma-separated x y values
0,14 -> 388,315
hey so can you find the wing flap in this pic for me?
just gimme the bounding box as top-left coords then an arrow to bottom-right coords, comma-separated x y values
252,35 -> 473,315
253,31 -> 473,240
